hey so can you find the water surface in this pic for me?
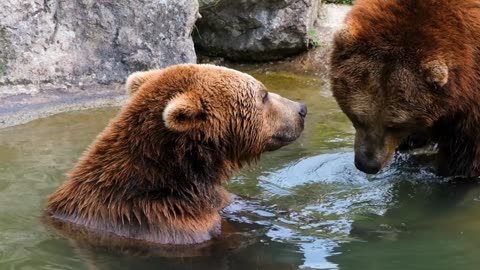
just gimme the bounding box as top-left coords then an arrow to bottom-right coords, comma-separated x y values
1,70 -> 480,270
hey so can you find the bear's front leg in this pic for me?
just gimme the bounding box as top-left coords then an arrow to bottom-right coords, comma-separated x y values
437,136 -> 480,177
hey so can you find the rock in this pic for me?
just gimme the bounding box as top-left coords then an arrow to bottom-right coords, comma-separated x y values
0,0 -> 199,97
314,4 -> 351,46
268,4 -> 350,77
194,0 -> 321,61
200,4 -> 351,78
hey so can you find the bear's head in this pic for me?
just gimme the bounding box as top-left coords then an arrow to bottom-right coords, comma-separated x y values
126,64 -> 307,168
45,64 -> 307,246
329,2 -> 464,174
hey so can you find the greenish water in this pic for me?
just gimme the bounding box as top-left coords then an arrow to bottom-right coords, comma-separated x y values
1,71 -> 480,269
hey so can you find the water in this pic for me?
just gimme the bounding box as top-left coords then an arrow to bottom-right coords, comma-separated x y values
1,70 -> 480,270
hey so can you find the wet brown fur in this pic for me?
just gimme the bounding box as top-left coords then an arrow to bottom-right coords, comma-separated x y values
330,0 -> 480,176
46,64 -> 305,245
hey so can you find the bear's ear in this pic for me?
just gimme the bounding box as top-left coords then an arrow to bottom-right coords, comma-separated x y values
422,60 -> 449,87
125,69 -> 163,95
162,92 -> 207,132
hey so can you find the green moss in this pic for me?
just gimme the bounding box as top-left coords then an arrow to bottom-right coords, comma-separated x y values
308,29 -> 320,48
0,60 -> 6,75
198,0 -> 221,9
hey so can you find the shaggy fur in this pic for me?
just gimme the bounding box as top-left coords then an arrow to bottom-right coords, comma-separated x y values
330,0 -> 480,176
46,64 -> 306,245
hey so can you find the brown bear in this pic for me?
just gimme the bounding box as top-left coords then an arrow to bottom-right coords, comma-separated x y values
329,0 -> 480,176
46,64 -> 307,245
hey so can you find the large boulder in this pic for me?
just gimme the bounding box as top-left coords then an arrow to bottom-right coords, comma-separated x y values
194,0 -> 321,61
0,0 -> 199,97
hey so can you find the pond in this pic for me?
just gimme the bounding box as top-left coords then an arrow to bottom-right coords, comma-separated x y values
1,69 -> 480,270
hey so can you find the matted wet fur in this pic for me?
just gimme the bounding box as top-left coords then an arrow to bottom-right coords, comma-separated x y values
330,0 -> 480,176
46,64 -> 306,245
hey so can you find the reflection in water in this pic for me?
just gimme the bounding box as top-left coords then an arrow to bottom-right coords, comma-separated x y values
229,150 -> 446,269
0,71 -> 480,270
330,178 -> 480,270
260,152 -> 368,188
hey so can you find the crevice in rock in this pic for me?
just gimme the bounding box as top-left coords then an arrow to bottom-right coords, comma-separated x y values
48,1 -> 60,44
44,0 -> 51,13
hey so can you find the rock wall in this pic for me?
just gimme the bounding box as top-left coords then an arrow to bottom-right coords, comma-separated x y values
194,0 -> 321,61
0,0 -> 199,97
0,1 -> 351,128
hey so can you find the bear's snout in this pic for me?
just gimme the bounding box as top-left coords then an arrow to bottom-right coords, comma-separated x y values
353,129 -> 398,174
354,153 -> 382,174
299,103 -> 307,119
263,95 -> 306,151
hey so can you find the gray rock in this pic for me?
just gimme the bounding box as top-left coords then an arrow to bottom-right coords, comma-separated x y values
0,0 -> 199,97
194,0 -> 321,61
314,4 -> 350,47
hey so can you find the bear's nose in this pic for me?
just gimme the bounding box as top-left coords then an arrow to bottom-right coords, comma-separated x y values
299,103 -> 307,118
354,154 -> 382,174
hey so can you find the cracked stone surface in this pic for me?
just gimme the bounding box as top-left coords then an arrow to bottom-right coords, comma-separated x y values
0,0 -> 199,96
194,0 -> 321,61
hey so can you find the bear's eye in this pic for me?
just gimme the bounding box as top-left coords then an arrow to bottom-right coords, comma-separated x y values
262,91 -> 269,104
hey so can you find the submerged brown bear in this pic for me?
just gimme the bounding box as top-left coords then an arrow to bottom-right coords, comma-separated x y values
46,64 -> 306,245
330,0 -> 480,176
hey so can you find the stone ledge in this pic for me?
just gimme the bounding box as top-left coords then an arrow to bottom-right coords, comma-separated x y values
0,83 -> 127,128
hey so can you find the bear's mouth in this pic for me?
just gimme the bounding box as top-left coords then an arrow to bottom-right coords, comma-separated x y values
271,135 -> 298,143
266,135 -> 297,151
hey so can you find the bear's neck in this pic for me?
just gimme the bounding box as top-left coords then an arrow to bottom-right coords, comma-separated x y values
73,120 -> 238,194
47,118 -> 238,230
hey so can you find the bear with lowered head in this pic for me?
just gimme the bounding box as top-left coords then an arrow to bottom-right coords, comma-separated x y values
330,0 -> 480,176
46,64 -> 307,245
